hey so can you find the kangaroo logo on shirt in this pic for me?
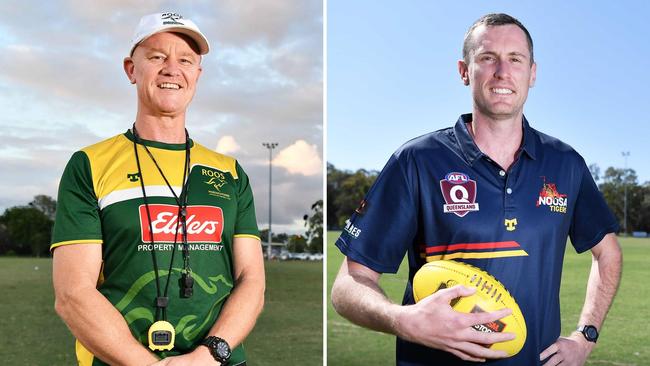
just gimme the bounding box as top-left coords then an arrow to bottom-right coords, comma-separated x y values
440,172 -> 480,217
201,167 -> 231,200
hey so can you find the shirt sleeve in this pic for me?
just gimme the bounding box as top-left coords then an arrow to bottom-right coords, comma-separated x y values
50,151 -> 103,250
569,159 -> 620,253
335,153 -> 418,273
233,161 -> 260,240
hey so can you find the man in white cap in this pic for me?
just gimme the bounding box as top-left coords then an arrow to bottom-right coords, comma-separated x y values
51,12 -> 265,365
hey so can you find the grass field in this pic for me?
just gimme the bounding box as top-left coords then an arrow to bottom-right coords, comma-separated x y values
0,258 -> 322,365
327,232 -> 650,365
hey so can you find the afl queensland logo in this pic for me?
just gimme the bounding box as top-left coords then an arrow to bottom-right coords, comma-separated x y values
440,172 -> 480,217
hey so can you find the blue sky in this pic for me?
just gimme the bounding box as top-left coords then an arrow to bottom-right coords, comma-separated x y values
328,1 -> 650,184
0,1 -> 322,234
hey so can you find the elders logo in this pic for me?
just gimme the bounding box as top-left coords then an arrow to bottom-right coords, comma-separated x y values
139,204 -> 223,243
536,176 -> 568,213
440,172 -> 480,217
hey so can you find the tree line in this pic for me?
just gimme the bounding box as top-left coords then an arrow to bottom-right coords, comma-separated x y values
0,195 -> 323,257
258,199 -> 323,254
327,163 -> 378,229
328,163 -> 650,234
0,195 -> 56,257
589,164 -> 650,234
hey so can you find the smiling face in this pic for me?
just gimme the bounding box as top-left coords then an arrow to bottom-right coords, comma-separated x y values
459,24 -> 536,121
124,32 -> 202,118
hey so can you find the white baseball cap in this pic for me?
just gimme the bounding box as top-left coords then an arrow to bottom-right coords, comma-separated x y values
129,12 -> 210,56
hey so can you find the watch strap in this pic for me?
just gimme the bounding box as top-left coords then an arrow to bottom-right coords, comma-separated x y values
202,336 -> 231,363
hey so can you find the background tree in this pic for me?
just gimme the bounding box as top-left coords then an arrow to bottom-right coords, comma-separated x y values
286,234 -> 307,253
303,200 -> 323,253
327,163 -> 345,230
258,229 -> 289,244
598,167 -> 648,233
0,222 -> 10,255
29,194 -> 57,220
0,206 -> 53,257
327,163 -> 378,229
589,163 -> 601,185
640,182 -> 650,232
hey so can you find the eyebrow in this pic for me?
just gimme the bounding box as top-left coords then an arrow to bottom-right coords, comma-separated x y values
477,50 -> 529,59
144,47 -> 199,58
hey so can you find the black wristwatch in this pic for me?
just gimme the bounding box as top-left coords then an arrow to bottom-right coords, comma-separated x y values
577,325 -> 599,343
202,336 -> 231,364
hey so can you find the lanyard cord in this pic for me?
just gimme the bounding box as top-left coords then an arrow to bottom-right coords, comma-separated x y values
139,132 -> 193,278
132,125 -> 191,321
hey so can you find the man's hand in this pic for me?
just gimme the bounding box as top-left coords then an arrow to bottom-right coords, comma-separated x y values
395,284 -> 516,362
332,258 -> 517,362
540,332 -> 594,366
149,347 -> 220,366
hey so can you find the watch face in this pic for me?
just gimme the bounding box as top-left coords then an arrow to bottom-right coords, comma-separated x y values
586,327 -> 598,339
216,341 -> 231,359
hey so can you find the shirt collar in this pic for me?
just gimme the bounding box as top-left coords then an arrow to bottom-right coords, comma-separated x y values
454,113 -> 537,166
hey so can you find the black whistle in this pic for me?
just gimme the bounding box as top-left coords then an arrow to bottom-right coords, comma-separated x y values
179,273 -> 194,298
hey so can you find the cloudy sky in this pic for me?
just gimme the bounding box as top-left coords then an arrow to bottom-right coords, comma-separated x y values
0,0 -> 323,235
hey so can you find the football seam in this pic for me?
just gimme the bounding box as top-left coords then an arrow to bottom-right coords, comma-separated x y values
428,262 -> 506,300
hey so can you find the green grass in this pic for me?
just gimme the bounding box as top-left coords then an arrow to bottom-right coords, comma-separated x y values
0,258 -> 322,365
247,260 -> 323,365
327,231 -> 650,365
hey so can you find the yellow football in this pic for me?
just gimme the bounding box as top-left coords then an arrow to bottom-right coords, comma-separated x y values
412,260 -> 526,357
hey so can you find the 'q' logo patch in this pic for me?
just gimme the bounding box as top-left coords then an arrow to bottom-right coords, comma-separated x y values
440,172 -> 480,217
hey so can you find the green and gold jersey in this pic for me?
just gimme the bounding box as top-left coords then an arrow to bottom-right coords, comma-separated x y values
51,130 -> 260,366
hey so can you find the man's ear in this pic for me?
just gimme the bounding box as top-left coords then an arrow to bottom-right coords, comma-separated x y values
458,59 -> 470,86
123,57 -> 136,84
529,62 -> 537,88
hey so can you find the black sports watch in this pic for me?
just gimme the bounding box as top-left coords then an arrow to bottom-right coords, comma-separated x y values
202,336 -> 231,364
577,325 -> 599,343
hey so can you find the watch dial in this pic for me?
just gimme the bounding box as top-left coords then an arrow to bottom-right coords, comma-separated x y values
587,327 -> 597,339
217,342 -> 231,358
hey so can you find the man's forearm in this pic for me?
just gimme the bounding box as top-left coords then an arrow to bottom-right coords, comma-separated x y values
332,258 -> 516,361
577,235 -> 622,328
55,287 -> 157,366
206,271 -> 265,348
331,262 -> 401,335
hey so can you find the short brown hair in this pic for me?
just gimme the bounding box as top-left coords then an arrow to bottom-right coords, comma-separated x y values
463,13 -> 534,65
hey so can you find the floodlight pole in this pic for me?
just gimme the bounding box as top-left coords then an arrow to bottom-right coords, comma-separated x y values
263,142 -> 278,259
622,151 -> 630,235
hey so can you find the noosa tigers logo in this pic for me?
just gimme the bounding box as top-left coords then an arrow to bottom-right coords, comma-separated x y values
440,172 -> 480,217
536,176 -> 568,214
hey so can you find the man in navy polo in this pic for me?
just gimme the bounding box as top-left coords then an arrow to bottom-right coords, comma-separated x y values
331,13 -> 622,366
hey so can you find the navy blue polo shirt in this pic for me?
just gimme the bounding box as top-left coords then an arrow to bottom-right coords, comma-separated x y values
335,114 -> 619,366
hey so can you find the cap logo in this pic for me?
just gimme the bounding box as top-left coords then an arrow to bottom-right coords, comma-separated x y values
161,12 -> 184,25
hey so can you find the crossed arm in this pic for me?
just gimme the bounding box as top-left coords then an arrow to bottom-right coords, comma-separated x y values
53,237 -> 265,366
